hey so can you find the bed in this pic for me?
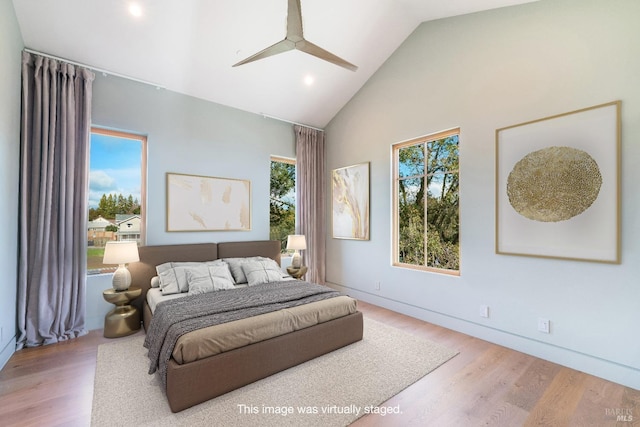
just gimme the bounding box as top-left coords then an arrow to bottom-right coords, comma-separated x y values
127,240 -> 364,412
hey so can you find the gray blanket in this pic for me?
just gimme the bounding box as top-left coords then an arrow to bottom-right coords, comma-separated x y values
144,280 -> 343,387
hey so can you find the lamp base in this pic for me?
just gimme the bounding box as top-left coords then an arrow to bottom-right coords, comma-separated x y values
112,264 -> 132,291
291,251 -> 302,268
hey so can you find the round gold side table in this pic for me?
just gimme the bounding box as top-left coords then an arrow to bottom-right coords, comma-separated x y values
102,286 -> 142,338
286,265 -> 308,280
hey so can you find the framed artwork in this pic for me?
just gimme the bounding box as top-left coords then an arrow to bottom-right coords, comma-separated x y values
166,172 -> 251,231
332,162 -> 370,240
495,101 -> 621,263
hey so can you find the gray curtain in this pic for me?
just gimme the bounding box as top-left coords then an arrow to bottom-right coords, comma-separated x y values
294,125 -> 326,284
17,51 -> 94,349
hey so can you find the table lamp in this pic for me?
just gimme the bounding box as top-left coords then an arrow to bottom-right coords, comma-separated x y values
103,241 -> 140,291
286,234 -> 306,268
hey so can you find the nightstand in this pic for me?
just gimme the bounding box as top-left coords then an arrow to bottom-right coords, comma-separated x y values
102,286 -> 141,338
286,265 -> 308,280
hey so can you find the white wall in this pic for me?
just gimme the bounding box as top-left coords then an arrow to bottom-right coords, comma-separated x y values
325,0 -> 640,389
0,0 -> 23,370
86,74 -> 296,329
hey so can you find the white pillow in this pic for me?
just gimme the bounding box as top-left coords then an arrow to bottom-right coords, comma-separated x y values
158,266 -> 189,294
224,256 -> 281,284
241,260 -> 284,287
187,265 -> 235,295
223,257 -> 258,284
150,276 -> 160,288
259,257 -> 282,272
155,259 -> 225,275
156,260 -> 226,294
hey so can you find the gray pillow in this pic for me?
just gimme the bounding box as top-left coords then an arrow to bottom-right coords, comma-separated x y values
224,256 -> 281,284
187,265 -> 235,295
241,260 -> 284,287
156,260 -> 226,294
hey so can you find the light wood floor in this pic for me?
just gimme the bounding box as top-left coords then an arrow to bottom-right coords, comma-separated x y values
0,301 -> 638,427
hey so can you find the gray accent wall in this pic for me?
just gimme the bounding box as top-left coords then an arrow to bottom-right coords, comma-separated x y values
0,0 -> 23,370
325,0 -> 640,389
86,74 -> 296,329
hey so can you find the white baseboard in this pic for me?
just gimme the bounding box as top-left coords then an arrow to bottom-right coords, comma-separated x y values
0,335 -> 16,372
327,281 -> 640,391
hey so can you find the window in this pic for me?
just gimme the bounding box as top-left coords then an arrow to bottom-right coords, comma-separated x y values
393,128 -> 460,274
270,156 -> 296,252
87,128 -> 146,274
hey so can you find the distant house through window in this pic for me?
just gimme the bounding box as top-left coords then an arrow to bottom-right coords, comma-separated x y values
270,156 -> 296,252
87,128 -> 146,275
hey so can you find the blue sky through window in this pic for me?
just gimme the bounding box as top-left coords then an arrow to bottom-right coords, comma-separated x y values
89,132 -> 142,208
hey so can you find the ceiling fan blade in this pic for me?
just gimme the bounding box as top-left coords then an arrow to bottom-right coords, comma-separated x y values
296,39 -> 358,72
233,0 -> 358,71
286,0 -> 304,41
233,39 -> 295,67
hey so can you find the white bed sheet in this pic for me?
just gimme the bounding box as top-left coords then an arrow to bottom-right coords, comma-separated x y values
147,288 -> 187,314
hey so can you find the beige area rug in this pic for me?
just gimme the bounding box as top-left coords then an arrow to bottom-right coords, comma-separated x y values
91,318 -> 458,427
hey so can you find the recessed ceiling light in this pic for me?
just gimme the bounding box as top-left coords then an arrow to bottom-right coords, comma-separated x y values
304,75 -> 315,86
129,3 -> 143,17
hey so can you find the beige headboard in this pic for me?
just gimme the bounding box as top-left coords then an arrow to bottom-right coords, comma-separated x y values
217,240 -> 281,265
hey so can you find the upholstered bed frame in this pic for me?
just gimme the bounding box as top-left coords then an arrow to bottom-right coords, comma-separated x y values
128,240 -> 364,412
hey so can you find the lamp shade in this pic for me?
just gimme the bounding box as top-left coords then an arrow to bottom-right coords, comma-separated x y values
103,241 -> 140,265
286,235 -> 307,251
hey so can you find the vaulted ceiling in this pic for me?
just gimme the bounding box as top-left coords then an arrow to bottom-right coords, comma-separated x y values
12,0 -> 537,128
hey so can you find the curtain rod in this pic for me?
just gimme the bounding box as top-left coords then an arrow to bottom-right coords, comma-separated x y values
23,48 -> 166,90
24,49 -> 324,128
260,113 -> 324,132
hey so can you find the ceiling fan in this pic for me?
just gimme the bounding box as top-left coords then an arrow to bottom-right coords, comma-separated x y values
233,0 -> 358,71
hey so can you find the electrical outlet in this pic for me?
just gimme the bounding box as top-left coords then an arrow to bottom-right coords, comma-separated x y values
375,281 -> 381,291
479,305 -> 490,318
538,318 -> 550,334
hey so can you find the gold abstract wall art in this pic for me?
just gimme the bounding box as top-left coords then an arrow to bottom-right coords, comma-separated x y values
332,162 -> 370,240
506,146 -> 602,222
496,101 -> 620,263
166,172 -> 251,231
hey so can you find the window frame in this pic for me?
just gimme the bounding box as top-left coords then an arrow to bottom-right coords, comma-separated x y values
271,155 -> 296,166
392,127 -> 460,276
87,127 -> 147,275
269,155 -> 297,252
